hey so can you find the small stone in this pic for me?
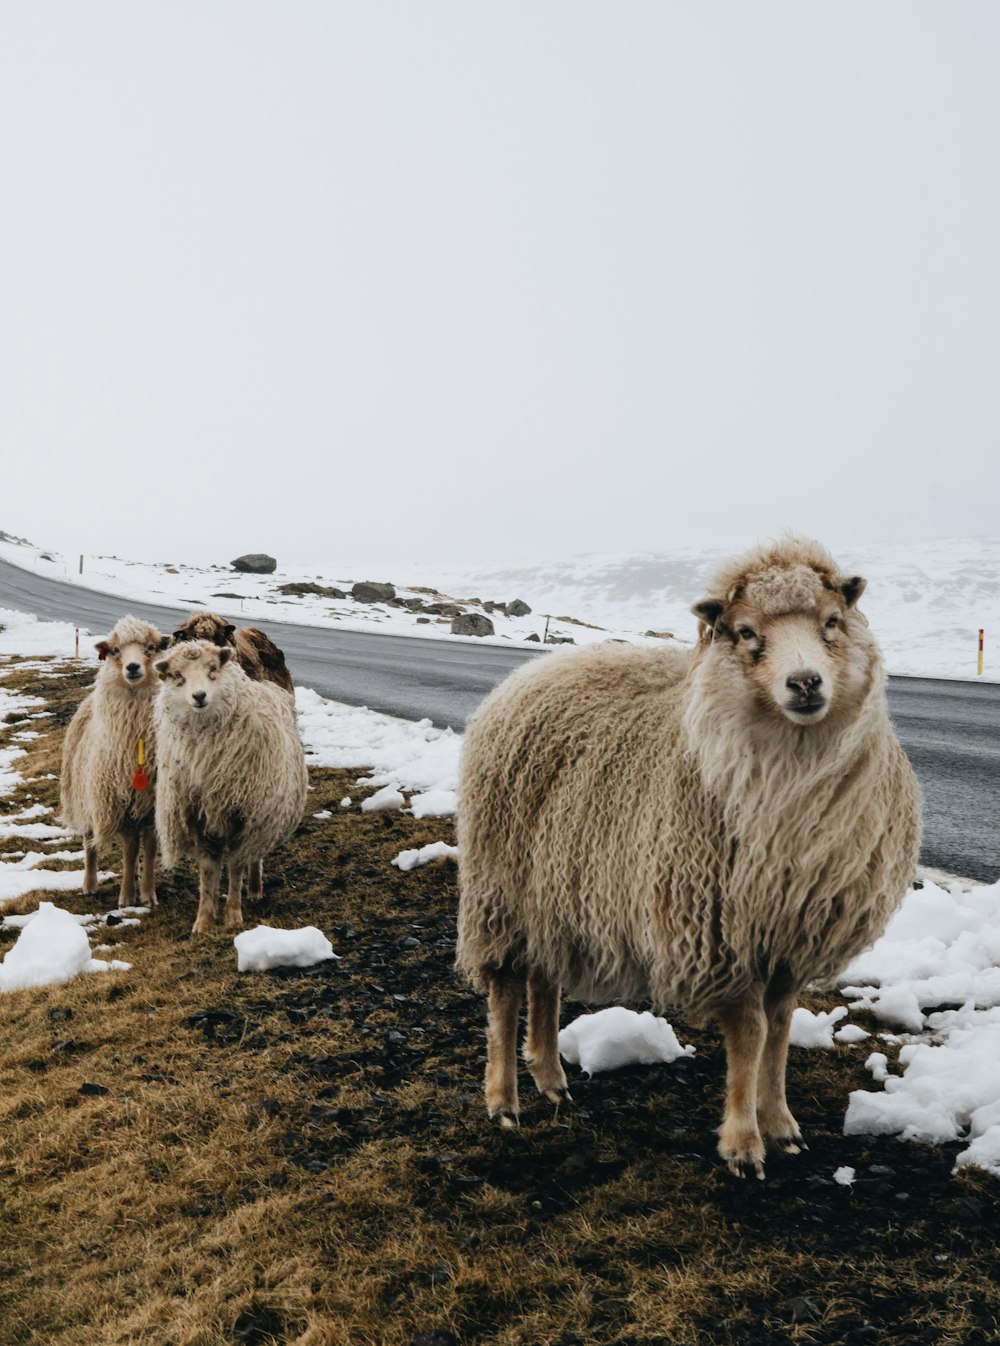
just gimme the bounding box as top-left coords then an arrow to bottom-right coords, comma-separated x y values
79,1082 -> 109,1097
788,1296 -> 821,1323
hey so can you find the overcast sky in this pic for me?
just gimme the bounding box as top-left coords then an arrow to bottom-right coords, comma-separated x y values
2,3 -> 998,569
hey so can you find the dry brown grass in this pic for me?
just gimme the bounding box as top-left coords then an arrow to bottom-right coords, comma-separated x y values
1,654 -> 999,1346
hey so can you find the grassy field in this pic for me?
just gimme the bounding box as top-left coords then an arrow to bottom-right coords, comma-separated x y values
1,654 -> 998,1346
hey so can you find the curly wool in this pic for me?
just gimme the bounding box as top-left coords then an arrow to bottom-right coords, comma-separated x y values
456,540 -> 921,1021
153,645 -> 307,870
172,612 -> 295,693
60,617 -> 163,850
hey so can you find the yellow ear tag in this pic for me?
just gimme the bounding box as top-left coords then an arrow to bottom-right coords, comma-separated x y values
132,737 -> 149,791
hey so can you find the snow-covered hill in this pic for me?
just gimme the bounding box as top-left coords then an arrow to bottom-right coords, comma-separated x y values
1,532 -> 997,681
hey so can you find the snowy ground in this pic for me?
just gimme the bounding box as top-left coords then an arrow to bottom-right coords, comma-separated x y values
2,605 -> 1000,1177
2,532 -> 997,679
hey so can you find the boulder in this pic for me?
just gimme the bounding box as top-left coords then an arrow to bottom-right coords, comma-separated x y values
451,613 -> 495,638
277,582 -> 346,599
351,581 -> 396,604
508,598 -> 532,617
231,553 -> 277,574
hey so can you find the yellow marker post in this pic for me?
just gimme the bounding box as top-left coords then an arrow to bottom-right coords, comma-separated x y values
979,629 -> 984,677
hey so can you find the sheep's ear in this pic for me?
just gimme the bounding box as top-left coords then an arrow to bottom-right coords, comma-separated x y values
154,656 -> 172,678
171,628 -> 187,644
840,575 -> 867,608
691,598 -> 725,628
95,640 -> 110,662
223,624 -> 236,641
157,634 -> 171,651
218,646 -> 233,665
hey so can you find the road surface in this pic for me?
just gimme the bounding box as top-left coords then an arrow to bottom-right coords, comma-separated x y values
1,556 -> 997,883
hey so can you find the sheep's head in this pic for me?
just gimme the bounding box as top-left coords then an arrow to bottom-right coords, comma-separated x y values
692,540 -> 869,727
172,612 -> 237,648
154,640 -> 233,713
95,617 -> 170,689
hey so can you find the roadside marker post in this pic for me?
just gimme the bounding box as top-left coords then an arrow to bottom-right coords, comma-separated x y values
979,629 -> 984,677
75,628 -> 79,659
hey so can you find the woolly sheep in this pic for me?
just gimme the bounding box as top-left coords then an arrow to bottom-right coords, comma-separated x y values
171,611 -> 294,694
456,537 -> 921,1177
60,616 -> 170,907
153,640 -> 308,933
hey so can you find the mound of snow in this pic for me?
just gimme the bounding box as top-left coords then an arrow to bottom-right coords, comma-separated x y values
0,902 -> 130,992
234,924 -> 338,972
392,841 -> 459,872
558,1007 -> 694,1075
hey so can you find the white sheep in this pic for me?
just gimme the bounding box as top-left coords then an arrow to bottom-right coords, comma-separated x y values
152,640 -> 308,933
60,616 -> 170,907
456,537 -> 921,1177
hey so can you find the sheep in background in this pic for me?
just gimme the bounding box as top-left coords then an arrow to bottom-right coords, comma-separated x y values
153,639 -> 308,933
60,616 -> 170,907
456,537 -> 921,1178
171,611 -> 294,694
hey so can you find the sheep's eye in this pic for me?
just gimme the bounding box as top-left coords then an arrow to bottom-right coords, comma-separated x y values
110,647 -> 120,657
146,644 -> 155,654
737,626 -> 757,642
825,615 -> 840,630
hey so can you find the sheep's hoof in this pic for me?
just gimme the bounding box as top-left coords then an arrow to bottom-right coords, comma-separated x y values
727,1157 -> 766,1181
191,920 -> 215,935
774,1135 -> 807,1156
543,1086 -> 572,1106
490,1109 -> 519,1130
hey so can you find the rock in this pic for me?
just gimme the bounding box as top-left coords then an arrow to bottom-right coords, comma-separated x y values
788,1296 -> 821,1324
231,554 -> 277,574
545,634 -> 575,645
451,613 -> 495,637
644,629 -> 674,640
416,617 -> 431,624
352,581 -> 396,604
525,632 -> 541,642
79,1082 -> 109,1097
276,582 -> 346,599
508,598 -> 532,617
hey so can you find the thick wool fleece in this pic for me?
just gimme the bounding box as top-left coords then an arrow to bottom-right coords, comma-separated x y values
60,617 -> 162,849
172,612 -> 295,693
153,650 -> 307,870
456,541 -> 921,1021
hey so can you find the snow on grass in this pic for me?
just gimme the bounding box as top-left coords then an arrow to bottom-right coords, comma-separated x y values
5,588 -> 1000,1177
0,901 -> 131,992
392,841 -> 459,872
558,1007 -> 695,1075
233,924 -> 339,972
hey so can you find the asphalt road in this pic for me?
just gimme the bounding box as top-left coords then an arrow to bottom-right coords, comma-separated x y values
2,556 -> 997,883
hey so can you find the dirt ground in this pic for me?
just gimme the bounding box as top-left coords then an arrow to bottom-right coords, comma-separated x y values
1,654 -> 998,1346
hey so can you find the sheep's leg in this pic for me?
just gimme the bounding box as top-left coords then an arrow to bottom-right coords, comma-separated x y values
193,853 -> 223,934
756,981 -> 805,1154
118,829 -> 140,908
138,825 -> 158,908
716,989 -> 768,1179
247,859 -> 263,902
484,963 -> 525,1128
524,968 -> 570,1107
83,835 -> 99,895
223,863 -> 246,930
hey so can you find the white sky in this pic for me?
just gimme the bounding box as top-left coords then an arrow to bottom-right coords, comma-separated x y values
2,3 -> 998,568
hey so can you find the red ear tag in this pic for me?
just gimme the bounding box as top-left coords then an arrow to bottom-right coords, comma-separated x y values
132,767 -> 149,791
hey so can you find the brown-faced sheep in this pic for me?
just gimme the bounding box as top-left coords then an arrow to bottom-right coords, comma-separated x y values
153,640 -> 308,933
456,537 -> 921,1177
60,616 -> 171,907
171,611 -> 294,693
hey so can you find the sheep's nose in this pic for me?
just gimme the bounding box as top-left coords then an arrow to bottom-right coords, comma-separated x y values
192,690 -> 207,707
125,662 -> 141,675
786,671 -> 823,698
